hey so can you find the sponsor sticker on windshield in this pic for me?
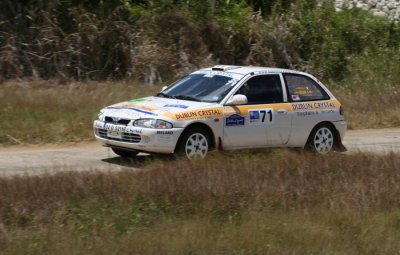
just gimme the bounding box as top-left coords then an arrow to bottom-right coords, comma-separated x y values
226,79 -> 239,86
292,95 -> 300,101
194,70 -> 243,80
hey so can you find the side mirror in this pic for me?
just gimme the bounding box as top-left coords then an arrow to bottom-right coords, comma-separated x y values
225,94 -> 248,106
161,86 -> 168,92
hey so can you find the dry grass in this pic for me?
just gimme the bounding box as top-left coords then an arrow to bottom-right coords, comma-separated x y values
0,80 -> 160,145
0,79 -> 399,146
334,88 -> 400,129
331,48 -> 400,129
0,151 -> 399,254
0,150 -> 400,214
3,211 -> 400,255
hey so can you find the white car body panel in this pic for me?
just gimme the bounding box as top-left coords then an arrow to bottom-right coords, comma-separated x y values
93,66 -> 347,155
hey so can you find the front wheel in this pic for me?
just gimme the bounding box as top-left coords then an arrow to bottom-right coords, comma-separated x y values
306,124 -> 336,154
177,128 -> 211,160
111,148 -> 139,158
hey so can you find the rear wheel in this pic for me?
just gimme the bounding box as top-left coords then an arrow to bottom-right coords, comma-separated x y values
306,124 -> 335,154
177,128 -> 211,160
111,148 -> 138,158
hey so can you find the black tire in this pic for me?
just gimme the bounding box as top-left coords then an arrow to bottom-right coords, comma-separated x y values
306,123 -> 336,154
111,148 -> 139,158
176,128 -> 211,160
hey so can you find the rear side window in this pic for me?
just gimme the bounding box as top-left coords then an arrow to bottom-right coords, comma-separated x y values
284,74 -> 329,102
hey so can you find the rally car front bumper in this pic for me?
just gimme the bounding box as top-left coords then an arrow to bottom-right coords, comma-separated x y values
93,120 -> 184,154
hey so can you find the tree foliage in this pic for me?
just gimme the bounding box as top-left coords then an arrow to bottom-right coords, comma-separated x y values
0,0 -> 398,83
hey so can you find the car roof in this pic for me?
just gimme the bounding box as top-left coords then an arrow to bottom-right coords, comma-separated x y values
201,65 -> 309,76
195,65 -> 334,99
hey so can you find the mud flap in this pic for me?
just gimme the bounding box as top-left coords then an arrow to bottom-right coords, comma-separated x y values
335,129 -> 347,152
218,137 -> 224,151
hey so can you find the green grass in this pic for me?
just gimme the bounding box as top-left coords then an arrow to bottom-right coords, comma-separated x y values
0,151 -> 399,254
330,48 -> 400,129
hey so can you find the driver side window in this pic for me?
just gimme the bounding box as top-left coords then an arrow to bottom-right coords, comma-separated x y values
236,75 -> 283,104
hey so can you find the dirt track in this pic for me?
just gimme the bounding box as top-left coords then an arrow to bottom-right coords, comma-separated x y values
0,128 -> 399,176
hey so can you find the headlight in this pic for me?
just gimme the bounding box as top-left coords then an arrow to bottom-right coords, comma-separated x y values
98,111 -> 105,122
133,119 -> 173,129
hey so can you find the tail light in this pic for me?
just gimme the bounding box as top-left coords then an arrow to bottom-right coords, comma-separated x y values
339,105 -> 344,116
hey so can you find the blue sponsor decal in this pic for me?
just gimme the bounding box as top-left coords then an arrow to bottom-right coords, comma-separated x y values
163,104 -> 189,109
250,111 -> 259,120
106,107 -> 156,116
226,114 -> 245,126
125,127 -> 143,134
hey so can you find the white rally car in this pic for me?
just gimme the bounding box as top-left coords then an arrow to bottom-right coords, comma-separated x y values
94,65 -> 347,159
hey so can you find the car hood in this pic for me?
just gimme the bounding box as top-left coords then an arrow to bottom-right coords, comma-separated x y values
101,96 -> 218,120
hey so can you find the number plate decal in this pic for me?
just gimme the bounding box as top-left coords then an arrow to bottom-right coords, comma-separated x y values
104,123 -> 126,132
104,123 -> 125,139
107,130 -> 122,139
249,108 -> 274,125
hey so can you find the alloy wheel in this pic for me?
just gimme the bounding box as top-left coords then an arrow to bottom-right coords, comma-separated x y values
185,133 -> 208,160
313,127 -> 334,154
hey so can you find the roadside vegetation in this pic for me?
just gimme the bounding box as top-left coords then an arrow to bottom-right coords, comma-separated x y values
1,54 -> 399,145
0,0 -> 399,145
0,151 -> 399,254
332,49 -> 400,129
1,0 -> 399,82
0,80 -> 159,145
1,2 -> 399,253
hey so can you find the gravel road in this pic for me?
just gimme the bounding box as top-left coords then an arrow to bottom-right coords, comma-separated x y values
0,128 -> 399,176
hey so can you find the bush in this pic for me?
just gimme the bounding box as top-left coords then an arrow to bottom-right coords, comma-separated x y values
340,48 -> 400,94
0,0 -> 399,83
285,1 -> 400,79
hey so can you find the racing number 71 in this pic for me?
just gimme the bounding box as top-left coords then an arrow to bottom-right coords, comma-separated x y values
260,109 -> 273,122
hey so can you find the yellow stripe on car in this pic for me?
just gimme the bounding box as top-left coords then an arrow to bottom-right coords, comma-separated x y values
162,107 -> 224,121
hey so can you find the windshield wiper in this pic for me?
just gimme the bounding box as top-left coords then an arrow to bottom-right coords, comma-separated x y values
156,92 -> 176,99
174,95 -> 201,102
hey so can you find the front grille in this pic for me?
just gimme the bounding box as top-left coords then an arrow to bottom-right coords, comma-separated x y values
96,128 -> 141,143
97,128 -> 107,137
105,116 -> 131,125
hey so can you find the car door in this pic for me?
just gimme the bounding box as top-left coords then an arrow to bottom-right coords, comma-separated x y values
283,73 -> 332,145
223,74 -> 292,149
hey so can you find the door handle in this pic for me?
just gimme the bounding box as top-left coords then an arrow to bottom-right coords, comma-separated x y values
277,109 -> 287,114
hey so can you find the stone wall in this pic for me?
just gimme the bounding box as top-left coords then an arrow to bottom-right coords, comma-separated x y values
335,0 -> 400,21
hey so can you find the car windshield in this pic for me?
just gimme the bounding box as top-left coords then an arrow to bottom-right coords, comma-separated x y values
156,73 -> 240,103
